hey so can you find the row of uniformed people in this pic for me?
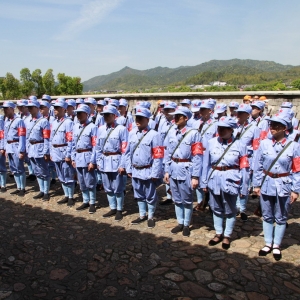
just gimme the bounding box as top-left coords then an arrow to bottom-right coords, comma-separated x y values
1,96 -> 299,260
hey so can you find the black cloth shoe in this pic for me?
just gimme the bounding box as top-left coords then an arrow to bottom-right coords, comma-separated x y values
171,224 -> 184,234
50,179 -> 57,185
18,189 -> 25,197
183,226 -> 190,237
272,247 -> 282,261
27,174 -> 36,181
76,203 -> 89,211
241,212 -> 248,222
209,234 -> 223,246
147,219 -> 155,228
159,199 -> 173,205
222,237 -> 231,250
89,204 -> 96,214
67,198 -> 75,207
131,216 -> 147,225
0,187 -> 7,193
33,192 -> 44,199
57,197 -> 68,204
102,209 -> 117,218
95,200 -> 101,208
115,210 -> 123,221
259,245 -> 272,256
42,194 -> 50,201
10,189 -> 20,195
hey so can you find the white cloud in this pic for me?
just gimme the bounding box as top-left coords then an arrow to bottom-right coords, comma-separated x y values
54,0 -> 123,41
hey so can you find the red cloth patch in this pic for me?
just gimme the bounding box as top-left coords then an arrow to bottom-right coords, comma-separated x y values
260,130 -> 268,140
121,142 -> 128,153
42,129 -> 50,139
252,138 -> 260,150
152,146 -> 164,159
191,142 -> 204,155
128,123 -> 133,132
18,127 -> 26,137
91,136 -> 97,146
66,132 -> 73,142
0,130 -> 4,139
239,155 -> 250,169
292,157 -> 300,172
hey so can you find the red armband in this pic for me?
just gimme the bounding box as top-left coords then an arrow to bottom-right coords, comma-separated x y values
252,138 -> 260,150
121,142 -> 128,153
239,155 -> 250,169
91,136 -> 97,146
152,146 -> 165,159
0,130 -> 4,139
66,132 -> 73,142
260,130 -> 268,140
191,142 -> 204,155
42,129 -> 50,139
128,123 -> 133,132
292,157 -> 300,172
17,127 -> 26,137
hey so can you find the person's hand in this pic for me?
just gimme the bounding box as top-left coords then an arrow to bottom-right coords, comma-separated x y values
72,161 -> 76,168
127,173 -> 132,178
164,173 -> 169,184
253,187 -> 261,196
203,188 -> 208,193
118,167 -> 126,175
19,153 -> 25,160
44,154 -> 50,162
240,194 -> 245,198
88,163 -> 96,172
65,157 -> 71,164
191,178 -> 199,189
0,150 -> 5,156
291,191 -> 299,204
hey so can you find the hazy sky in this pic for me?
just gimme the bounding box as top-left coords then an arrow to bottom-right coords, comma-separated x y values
1,0 -> 300,81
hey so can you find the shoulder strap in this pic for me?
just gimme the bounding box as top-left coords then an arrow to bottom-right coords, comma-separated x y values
207,136 -> 239,181
200,122 -> 215,137
260,141 -> 293,186
154,115 -> 162,131
28,117 -> 44,139
7,117 -> 20,133
51,118 -> 68,140
163,124 -> 174,141
170,129 -> 197,158
239,124 -> 253,139
103,125 -> 120,149
75,122 -> 93,147
132,129 -> 152,158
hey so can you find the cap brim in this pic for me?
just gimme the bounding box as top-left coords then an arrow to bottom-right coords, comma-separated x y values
191,108 -> 200,112
268,116 -> 288,126
215,109 -> 226,114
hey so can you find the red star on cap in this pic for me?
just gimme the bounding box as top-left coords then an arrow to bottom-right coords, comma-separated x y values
137,109 -> 142,112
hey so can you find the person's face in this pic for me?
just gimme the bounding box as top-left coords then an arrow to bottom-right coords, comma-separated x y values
218,126 -> 233,139
40,106 -> 49,116
17,106 -> 24,113
200,108 -> 211,119
229,107 -> 237,115
67,106 -> 74,115
163,108 -> 175,118
3,107 -> 14,118
103,113 -> 115,124
217,111 -> 226,119
237,112 -> 249,124
135,116 -> 149,130
97,105 -> 104,113
254,96 -> 259,100
181,103 -> 190,108
269,121 -> 286,137
174,114 -> 188,127
251,106 -> 261,118
28,106 -> 39,116
88,104 -> 95,113
243,100 -> 250,104
118,105 -> 126,115
77,112 -> 88,124
54,106 -> 65,117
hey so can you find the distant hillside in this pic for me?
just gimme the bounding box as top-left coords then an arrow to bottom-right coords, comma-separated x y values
82,59 -> 296,91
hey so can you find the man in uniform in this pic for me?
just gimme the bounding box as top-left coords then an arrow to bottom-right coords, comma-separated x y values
1,101 -> 26,196
117,98 -> 134,131
180,99 -> 191,109
66,99 -> 76,121
0,115 -> 7,192
125,107 -> 164,228
214,103 -> 228,119
26,99 -> 51,200
228,102 -> 239,120
50,99 -> 76,207
96,105 -> 128,220
164,106 -> 203,237
71,104 -> 98,214
41,94 -> 54,116
243,95 -> 252,104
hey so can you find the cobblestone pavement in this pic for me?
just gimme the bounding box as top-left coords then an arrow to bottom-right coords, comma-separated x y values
0,176 -> 300,300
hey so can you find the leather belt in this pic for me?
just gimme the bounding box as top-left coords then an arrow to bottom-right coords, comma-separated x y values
7,140 -> 19,144
263,170 -> 290,178
53,143 -> 68,148
132,164 -> 151,169
212,165 -> 239,171
103,152 -> 121,156
29,140 -> 44,144
171,157 -> 191,163
76,148 -> 92,153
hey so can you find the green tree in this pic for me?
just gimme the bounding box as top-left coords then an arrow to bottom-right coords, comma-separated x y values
56,73 -> 83,95
2,72 -> 21,99
42,69 -> 55,95
0,77 -> 5,100
20,68 -> 34,97
292,79 -> 300,90
32,69 -> 45,97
